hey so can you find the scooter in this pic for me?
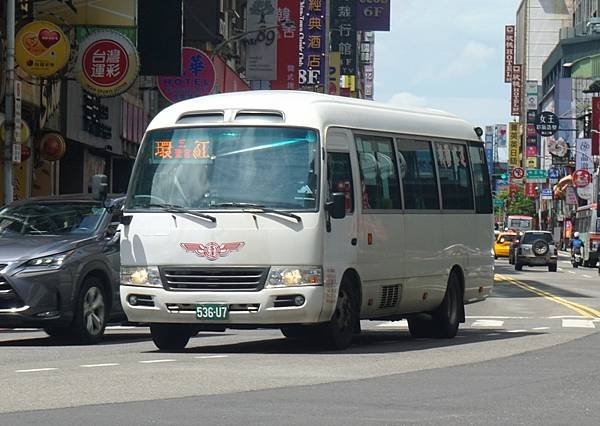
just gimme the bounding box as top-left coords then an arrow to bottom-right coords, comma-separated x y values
572,248 -> 583,268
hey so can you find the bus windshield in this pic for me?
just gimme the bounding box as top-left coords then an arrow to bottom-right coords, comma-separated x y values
126,126 -> 319,211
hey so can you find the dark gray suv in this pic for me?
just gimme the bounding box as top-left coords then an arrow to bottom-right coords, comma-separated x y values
0,195 -> 125,343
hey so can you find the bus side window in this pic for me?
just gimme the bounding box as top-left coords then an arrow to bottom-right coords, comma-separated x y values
396,139 -> 440,210
435,142 -> 475,210
327,152 -> 354,214
468,144 -> 493,214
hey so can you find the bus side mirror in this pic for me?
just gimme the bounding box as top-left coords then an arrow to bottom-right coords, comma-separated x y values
91,174 -> 108,202
326,192 -> 346,219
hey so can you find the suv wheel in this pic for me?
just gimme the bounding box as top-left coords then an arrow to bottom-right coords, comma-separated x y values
72,276 -> 107,344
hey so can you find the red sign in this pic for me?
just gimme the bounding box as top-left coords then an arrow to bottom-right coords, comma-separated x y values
525,182 -> 537,198
271,0 -> 300,90
158,48 -> 216,103
82,40 -> 129,87
509,183 -> 520,195
592,97 -> 600,155
526,146 -> 537,157
572,169 -> 592,188
504,25 -> 515,83
511,64 -> 522,116
511,167 -> 525,180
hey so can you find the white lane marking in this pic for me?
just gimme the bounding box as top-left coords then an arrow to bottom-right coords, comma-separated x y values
567,271 -> 576,274
80,363 -> 120,368
562,319 -> 596,328
485,333 -> 501,336
471,320 -> 504,327
16,368 -> 58,373
582,275 -> 592,278
532,327 -> 550,330
195,355 -> 229,359
507,329 -> 527,333
376,320 -> 408,328
558,268 -> 564,271
466,316 -> 531,319
139,359 -> 177,364
549,315 -> 593,319
106,326 -> 138,330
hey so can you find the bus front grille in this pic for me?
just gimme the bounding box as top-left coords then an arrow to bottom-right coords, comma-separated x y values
160,267 -> 268,292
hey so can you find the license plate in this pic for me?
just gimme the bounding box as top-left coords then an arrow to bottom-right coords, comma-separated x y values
196,304 -> 229,320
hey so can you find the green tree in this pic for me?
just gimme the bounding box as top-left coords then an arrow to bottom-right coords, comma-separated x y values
497,188 -> 536,217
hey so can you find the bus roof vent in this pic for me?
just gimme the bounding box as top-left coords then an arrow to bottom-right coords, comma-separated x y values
176,111 -> 224,125
234,110 -> 284,123
379,285 -> 400,309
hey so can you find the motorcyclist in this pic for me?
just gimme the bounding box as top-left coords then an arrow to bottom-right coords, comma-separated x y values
570,232 -> 584,263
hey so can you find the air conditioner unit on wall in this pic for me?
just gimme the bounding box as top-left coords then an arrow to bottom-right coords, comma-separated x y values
587,17 -> 600,33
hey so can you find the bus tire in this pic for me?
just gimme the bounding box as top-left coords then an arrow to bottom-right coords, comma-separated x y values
318,279 -> 358,350
432,273 -> 462,339
408,317 -> 435,338
150,323 -> 193,350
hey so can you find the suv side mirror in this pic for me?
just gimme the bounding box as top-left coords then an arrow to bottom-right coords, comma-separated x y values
326,192 -> 346,219
91,174 -> 108,202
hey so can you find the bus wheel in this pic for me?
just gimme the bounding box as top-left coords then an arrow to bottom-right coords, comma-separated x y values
318,280 -> 358,350
150,324 -> 193,350
432,273 -> 462,339
408,317 -> 435,338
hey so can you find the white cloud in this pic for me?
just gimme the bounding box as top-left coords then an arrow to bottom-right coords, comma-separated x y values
387,92 -> 427,108
444,41 -> 496,78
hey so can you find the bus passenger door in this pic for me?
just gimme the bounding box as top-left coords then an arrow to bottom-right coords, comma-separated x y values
323,129 -> 359,317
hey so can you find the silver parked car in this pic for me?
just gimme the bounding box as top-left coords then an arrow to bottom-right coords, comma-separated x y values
514,230 -> 557,272
0,195 -> 125,343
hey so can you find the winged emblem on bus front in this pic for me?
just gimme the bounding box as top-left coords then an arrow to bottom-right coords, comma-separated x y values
180,242 -> 245,261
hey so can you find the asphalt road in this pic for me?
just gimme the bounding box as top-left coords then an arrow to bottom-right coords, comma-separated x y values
1,254 -> 599,424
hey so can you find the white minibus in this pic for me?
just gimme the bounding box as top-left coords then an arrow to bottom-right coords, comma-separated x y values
117,91 -> 494,350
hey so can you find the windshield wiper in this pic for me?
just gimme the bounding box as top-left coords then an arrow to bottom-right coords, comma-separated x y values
145,203 -> 216,223
214,202 -> 302,223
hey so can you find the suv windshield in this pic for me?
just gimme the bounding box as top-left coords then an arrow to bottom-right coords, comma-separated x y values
0,202 -> 105,236
126,126 -> 319,211
521,232 -> 553,244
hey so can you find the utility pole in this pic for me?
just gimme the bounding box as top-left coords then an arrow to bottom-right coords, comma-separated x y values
3,0 -> 15,204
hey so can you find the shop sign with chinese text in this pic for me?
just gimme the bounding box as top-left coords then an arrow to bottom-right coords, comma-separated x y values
299,0 -> 327,87
504,26 -> 515,83
485,126 -> 494,176
511,64 -> 522,116
356,0 -> 390,31
16,21 -> 70,77
158,48 -> 216,103
508,122 -> 520,167
495,124 -> 507,148
75,30 -> 139,97
271,0 -> 299,90
245,0 -> 278,81
534,111 -> 559,136
592,97 -> 600,155
525,182 -> 537,198
525,168 -> 547,182
575,138 -> 592,173
330,0 -> 356,77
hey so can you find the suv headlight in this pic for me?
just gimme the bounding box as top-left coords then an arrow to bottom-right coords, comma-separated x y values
266,266 -> 322,288
24,252 -> 72,270
121,266 -> 163,287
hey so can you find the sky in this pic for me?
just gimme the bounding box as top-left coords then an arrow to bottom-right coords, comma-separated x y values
374,0 -> 521,129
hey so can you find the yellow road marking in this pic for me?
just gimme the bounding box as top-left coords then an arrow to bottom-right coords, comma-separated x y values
495,274 -> 600,318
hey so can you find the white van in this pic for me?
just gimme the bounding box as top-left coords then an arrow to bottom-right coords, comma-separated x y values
118,91 -> 494,350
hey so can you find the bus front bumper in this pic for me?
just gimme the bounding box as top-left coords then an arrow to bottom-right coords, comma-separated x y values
120,285 -> 327,325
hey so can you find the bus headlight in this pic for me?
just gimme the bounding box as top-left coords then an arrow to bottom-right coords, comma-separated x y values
266,266 -> 322,288
121,266 -> 163,287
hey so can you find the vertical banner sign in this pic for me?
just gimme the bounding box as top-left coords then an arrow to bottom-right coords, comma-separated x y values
330,0 -> 356,77
12,80 -> 22,163
504,25 -> 515,83
271,0 -> 300,89
592,97 -> 600,155
363,64 -> 374,99
575,138 -> 593,172
356,0 -> 390,31
526,81 -> 538,110
525,182 -> 537,198
328,51 -> 341,95
246,0 -> 278,81
495,124 -> 507,147
299,0 -> 327,87
484,125 -> 494,176
508,122 -> 521,167
511,64 -> 522,116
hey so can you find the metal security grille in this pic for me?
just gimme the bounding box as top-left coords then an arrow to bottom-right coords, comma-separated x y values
160,267 -> 268,292
379,285 -> 400,309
